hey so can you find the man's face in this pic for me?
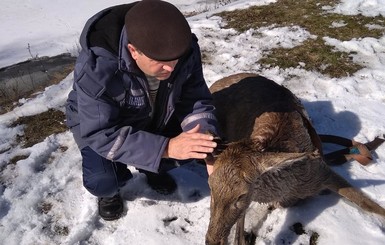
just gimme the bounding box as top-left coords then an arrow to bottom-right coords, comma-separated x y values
128,44 -> 179,80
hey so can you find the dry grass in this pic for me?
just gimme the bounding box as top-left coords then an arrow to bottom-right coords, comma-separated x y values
11,108 -> 67,148
216,0 -> 385,77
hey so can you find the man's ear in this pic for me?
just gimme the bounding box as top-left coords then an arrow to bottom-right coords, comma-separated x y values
127,44 -> 138,59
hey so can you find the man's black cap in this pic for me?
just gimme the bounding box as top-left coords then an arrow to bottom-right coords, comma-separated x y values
125,0 -> 192,61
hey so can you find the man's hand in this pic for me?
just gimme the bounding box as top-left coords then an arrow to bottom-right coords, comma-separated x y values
163,124 -> 217,160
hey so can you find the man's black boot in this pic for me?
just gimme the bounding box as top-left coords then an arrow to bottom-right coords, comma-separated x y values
139,169 -> 177,195
98,194 -> 124,221
137,159 -> 178,195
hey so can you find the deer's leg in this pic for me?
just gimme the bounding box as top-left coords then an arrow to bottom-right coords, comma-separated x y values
234,212 -> 246,245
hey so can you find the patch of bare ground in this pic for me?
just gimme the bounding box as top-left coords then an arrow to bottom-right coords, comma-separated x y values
10,108 -> 67,148
216,0 -> 385,77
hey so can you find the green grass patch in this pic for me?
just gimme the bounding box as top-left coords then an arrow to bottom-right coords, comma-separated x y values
216,0 -> 385,77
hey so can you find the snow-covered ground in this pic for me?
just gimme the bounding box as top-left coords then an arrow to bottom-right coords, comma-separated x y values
1,0 -> 385,244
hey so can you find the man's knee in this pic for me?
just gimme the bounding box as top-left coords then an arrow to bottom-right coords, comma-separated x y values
83,173 -> 119,197
81,146 -> 131,197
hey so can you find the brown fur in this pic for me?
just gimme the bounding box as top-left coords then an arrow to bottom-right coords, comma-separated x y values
206,73 -> 385,245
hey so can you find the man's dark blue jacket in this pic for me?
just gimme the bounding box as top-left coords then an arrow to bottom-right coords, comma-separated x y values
66,3 -> 219,173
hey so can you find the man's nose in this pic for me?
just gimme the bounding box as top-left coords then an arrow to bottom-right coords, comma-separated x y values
162,64 -> 174,72
162,60 -> 178,72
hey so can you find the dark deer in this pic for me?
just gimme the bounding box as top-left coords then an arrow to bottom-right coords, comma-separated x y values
205,73 -> 385,245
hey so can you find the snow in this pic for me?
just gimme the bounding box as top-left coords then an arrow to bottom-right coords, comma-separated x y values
1,0 -> 385,244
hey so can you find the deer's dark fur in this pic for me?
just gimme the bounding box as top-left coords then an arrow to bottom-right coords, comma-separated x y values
206,73 -> 385,245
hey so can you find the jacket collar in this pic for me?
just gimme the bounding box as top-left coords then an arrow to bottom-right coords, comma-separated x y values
118,27 -> 143,76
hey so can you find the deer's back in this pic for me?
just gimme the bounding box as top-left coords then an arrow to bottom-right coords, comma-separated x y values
211,74 -> 320,153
